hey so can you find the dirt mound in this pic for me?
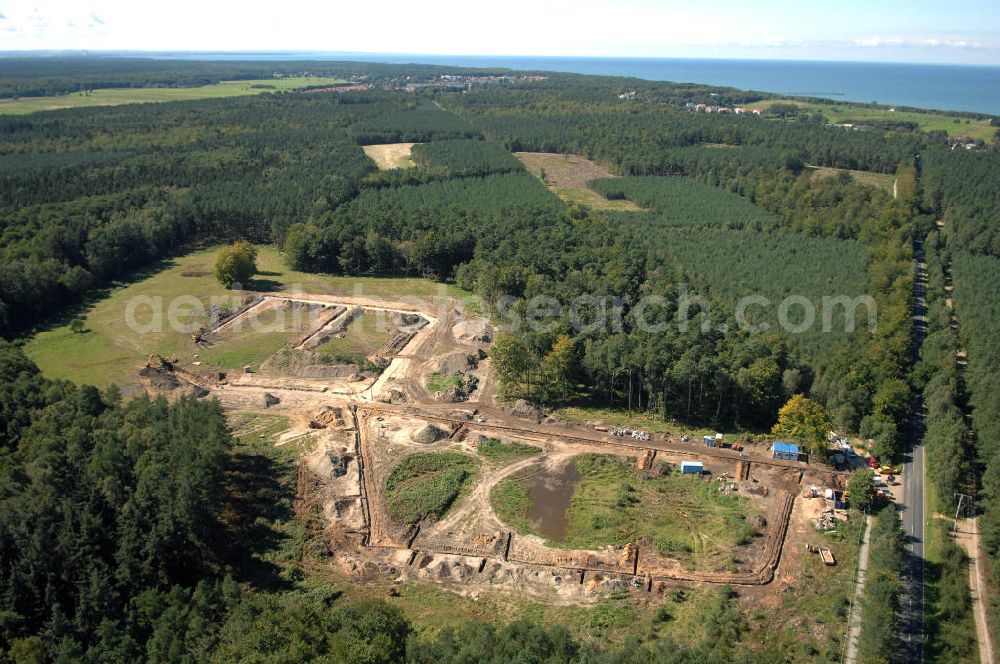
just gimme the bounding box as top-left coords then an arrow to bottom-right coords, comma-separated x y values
183,384 -> 210,399
138,365 -> 180,390
208,294 -> 262,330
431,351 -> 477,376
510,399 -> 544,421
300,364 -> 358,379
412,424 -> 448,444
302,307 -> 362,350
313,406 -> 346,428
432,373 -> 479,403
452,318 -> 493,344
393,312 -> 428,332
437,386 -> 467,403
261,348 -> 357,379
378,387 -> 407,404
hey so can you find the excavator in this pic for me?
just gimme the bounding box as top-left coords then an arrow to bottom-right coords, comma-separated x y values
191,327 -> 206,344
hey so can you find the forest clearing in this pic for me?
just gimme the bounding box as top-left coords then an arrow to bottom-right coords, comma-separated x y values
806,165 -> 896,193
363,143 -> 417,169
515,152 -> 644,211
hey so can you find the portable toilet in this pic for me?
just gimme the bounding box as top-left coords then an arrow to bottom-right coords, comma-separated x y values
703,435 -> 716,447
681,461 -> 704,475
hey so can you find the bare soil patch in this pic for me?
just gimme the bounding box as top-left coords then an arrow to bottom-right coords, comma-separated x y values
364,143 -> 417,169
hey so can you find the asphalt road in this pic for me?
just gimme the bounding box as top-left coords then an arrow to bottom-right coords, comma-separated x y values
899,440 -> 925,663
897,246 -> 927,662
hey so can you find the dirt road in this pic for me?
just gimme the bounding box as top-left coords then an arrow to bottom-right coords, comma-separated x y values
955,516 -> 995,664
843,514 -> 873,664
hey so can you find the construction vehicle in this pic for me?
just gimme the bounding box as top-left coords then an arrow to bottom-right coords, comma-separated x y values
191,327 -> 206,343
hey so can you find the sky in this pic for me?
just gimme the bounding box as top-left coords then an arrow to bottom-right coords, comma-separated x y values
2,0 -> 999,65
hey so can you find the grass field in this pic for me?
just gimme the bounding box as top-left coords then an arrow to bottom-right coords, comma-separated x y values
312,312 -> 394,363
515,152 -> 643,211
23,244 -> 471,389
230,412 -> 291,446
0,77 -> 348,114
426,372 -> 463,393
751,515 -> 864,660
807,165 -> 896,193
363,143 -> 417,169
749,98 -> 997,141
491,474 -> 536,534
385,452 -> 477,524
476,438 -> 542,463
494,454 -> 757,568
197,300 -> 324,372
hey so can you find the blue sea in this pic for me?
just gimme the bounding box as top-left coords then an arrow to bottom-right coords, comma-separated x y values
147,52 -> 1000,115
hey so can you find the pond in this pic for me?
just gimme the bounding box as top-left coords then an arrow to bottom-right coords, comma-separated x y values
523,459 -> 581,541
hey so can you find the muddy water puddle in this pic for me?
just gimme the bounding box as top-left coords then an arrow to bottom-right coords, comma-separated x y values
524,459 -> 581,541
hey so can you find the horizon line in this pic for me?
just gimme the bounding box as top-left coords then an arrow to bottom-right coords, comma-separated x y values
2,49 -> 1000,69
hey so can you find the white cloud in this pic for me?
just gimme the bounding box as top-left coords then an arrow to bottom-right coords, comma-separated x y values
852,34 -> 986,50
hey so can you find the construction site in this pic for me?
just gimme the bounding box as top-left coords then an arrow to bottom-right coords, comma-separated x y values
139,290 -> 853,603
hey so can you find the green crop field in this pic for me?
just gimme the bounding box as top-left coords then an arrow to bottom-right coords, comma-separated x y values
750,98 -> 997,141
23,244 -> 471,389
0,77 -> 348,114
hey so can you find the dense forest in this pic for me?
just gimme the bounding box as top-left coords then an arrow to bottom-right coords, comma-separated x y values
0,66 -> 923,448
917,145 -> 1000,639
3,57 -> 1000,660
